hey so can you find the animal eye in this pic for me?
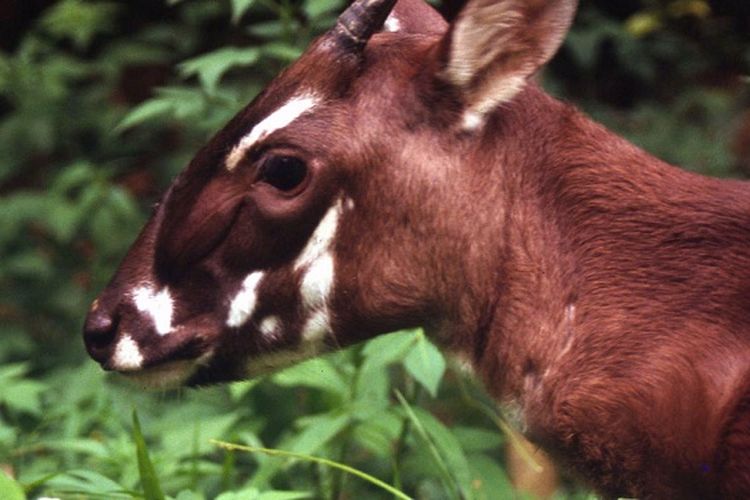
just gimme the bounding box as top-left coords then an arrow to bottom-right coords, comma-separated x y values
258,155 -> 308,192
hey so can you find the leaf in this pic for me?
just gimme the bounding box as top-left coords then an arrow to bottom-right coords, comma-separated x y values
44,469 -> 130,497
231,0 -> 257,24
361,330 -> 417,371
0,470 -> 25,500
132,410 -> 166,500
272,357 -> 349,398
395,392 -> 473,499
115,97 -> 175,132
288,412 -> 349,455
466,453 -> 516,500
303,0 -> 344,19
452,426 -> 503,452
403,332 -> 445,397
261,43 -> 304,62
40,0 -> 119,50
179,47 -> 260,94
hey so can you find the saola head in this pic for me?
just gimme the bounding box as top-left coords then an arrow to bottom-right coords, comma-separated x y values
83,0 -> 577,388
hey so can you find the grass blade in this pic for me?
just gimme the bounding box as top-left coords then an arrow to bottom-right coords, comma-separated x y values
132,409 -> 166,500
210,439 -> 413,500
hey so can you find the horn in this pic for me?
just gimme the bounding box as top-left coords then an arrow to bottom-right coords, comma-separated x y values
331,0 -> 399,51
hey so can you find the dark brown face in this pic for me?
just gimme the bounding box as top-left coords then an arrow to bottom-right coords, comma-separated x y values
82,0 -> 577,388
82,8 -> 452,388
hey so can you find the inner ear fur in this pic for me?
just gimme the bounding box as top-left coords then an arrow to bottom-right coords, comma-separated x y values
438,0 -> 577,128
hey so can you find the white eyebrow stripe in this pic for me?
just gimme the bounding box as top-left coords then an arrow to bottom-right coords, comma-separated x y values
225,93 -> 320,171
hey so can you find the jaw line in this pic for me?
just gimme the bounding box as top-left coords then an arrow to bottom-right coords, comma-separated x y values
120,350 -> 214,390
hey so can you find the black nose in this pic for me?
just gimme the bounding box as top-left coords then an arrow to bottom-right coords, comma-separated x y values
83,302 -> 119,365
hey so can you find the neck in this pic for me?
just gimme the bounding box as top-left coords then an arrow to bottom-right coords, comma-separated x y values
450,86 -> 750,495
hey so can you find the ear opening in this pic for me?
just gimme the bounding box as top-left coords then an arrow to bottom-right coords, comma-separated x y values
438,0 -> 577,129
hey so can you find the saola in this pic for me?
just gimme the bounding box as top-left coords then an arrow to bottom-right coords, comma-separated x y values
83,0 -> 750,496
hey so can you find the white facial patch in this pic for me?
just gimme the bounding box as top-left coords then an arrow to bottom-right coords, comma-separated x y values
112,334 -> 144,371
132,286 -> 174,336
259,315 -> 281,340
300,252 -> 334,310
293,199 -> 343,344
225,93 -> 320,171
301,310 -> 331,343
384,14 -> 401,32
227,271 -> 265,328
294,199 -> 342,271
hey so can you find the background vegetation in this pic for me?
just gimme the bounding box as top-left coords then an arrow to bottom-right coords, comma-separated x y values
0,0 -> 747,498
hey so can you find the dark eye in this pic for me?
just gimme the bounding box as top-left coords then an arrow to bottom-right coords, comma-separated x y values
258,155 -> 308,192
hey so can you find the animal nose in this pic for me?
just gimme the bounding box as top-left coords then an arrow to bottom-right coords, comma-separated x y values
83,301 -> 119,365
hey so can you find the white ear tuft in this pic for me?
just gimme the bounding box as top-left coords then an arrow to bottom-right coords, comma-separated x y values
440,0 -> 577,129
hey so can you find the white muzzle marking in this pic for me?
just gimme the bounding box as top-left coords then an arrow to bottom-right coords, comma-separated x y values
112,334 -> 144,371
132,285 -> 174,335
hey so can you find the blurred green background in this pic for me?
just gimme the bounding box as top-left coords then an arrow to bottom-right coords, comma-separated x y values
0,0 -> 748,498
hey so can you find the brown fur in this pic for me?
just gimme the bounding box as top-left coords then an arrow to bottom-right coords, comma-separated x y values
83,0 -> 750,496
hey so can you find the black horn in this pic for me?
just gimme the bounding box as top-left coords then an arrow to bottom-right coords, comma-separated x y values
331,0 -> 399,51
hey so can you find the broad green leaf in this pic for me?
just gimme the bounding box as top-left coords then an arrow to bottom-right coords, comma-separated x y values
0,470 -> 25,500
116,97 -> 174,132
403,332 -> 445,397
303,0 -> 343,19
361,329 -> 417,370
43,469 -> 130,497
272,357 -> 349,398
467,453 -> 516,500
261,43 -> 304,62
132,410 -> 165,500
179,47 -> 260,94
288,412 -> 349,455
452,426 -> 503,452
231,0 -> 257,24
116,97 -> 172,131
40,0 -> 119,50
396,392 -> 473,499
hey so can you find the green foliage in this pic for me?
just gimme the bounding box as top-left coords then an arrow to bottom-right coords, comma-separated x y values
0,0 -> 747,498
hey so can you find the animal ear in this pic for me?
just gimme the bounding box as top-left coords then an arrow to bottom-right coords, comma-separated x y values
438,0 -> 577,129
382,0 -> 447,35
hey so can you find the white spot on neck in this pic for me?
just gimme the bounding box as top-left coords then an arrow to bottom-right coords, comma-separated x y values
384,14 -> 401,32
112,334 -> 144,371
227,271 -> 265,327
226,93 -> 320,171
132,286 -> 174,336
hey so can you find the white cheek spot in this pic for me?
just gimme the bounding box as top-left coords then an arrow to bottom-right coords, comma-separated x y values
132,286 -> 174,336
112,334 -> 144,371
226,93 -> 320,171
300,252 -> 334,309
294,200 -> 342,271
384,14 -> 401,32
301,309 -> 330,343
227,271 -> 265,327
344,197 -> 355,211
259,315 -> 281,340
